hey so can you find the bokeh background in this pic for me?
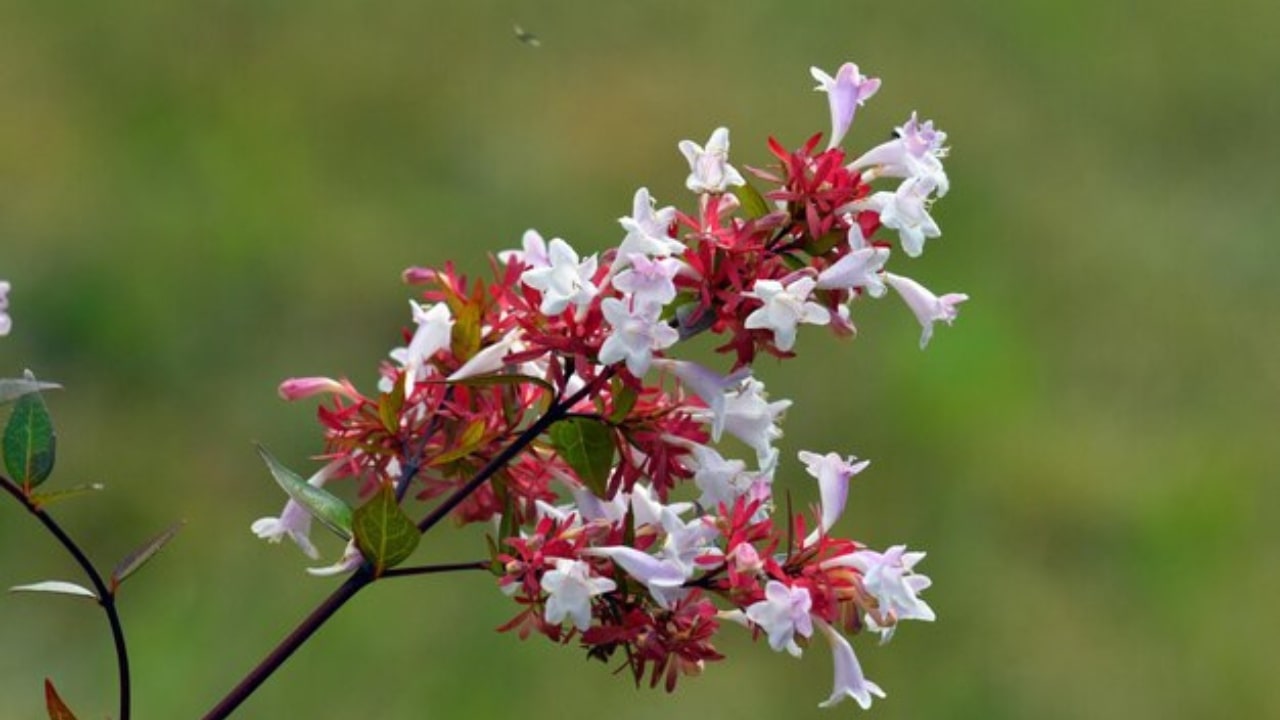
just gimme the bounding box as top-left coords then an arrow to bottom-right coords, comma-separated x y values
1,1 -> 1276,718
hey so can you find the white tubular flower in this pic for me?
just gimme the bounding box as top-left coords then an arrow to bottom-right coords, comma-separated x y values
615,188 -> 685,268
838,545 -> 935,625
651,358 -> 750,441
251,459 -> 346,560
520,238 -> 600,316
815,223 -> 890,297
541,558 -> 616,631
678,127 -> 746,194
611,253 -> 682,309
629,482 -> 693,529
447,329 -> 524,381
744,580 -> 814,657
587,545 -> 689,609
798,450 -> 870,544
848,112 -> 950,197
685,443 -> 750,509
884,272 -> 968,349
810,63 -> 881,149
719,378 -> 791,467
814,618 -> 886,709
390,301 -> 455,396
743,277 -> 830,352
497,228 -> 552,269
846,176 -> 942,258
598,297 -> 679,377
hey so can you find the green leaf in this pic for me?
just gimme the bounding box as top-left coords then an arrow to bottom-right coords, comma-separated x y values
378,382 -> 405,434
352,482 -> 420,576
430,418 -> 488,465
9,581 -> 97,600
731,180 -> 771,220
29,483 -> 105,508
548,417 -> 616,498
608,380 -> 638,423
44,679 -> 80,720
110,521 -> 184,592
0,377 -> 60,406
256,445 -> 353,540
3,389 -> 56,488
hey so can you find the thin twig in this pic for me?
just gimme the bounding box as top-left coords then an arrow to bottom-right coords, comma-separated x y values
0,474 -> 131,720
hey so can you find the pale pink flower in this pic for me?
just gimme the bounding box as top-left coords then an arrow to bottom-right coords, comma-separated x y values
811,63 -> 881,149
745,580 -> 814,657
743,277 -> 830,352
884,272 -> 968,348
815,618 -> 886,709
541,558 -> 616,631
520,238 -> 600,316
598,297 -> 679,377
678,127 -> 746,194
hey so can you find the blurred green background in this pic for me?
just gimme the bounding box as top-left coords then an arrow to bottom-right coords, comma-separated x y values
1,0 -> 1276,717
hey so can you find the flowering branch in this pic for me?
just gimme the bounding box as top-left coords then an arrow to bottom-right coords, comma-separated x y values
3,57 -> 970,717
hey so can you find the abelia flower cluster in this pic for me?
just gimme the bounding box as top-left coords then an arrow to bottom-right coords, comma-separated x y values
258,61 -> 965,709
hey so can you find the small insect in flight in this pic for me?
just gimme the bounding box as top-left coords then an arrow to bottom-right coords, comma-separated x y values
513,24 -> 542,48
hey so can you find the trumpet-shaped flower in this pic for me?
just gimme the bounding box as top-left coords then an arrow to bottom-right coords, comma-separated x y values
251,459 -> 346,560
848,112 -> 950,197
598,297 -> 679,377
832,545 -> 935,625
616,188 -> 684,267
717,378 -> 791,467
541,558 -> 616,631
651,359 -> 750,441
811,63 -> 881,149
798,450 -> 870,542
847,177 -> 941,257
745,580 -> 814,657
678,127 -> 746,194
521,238 -> 600,316
498,229 -> 552,269
815,618 -> 885,709
685,443 -> 751,509
743,277 -> 830,352
611,253 -> 682,309
390,301 -> 454,396
884,272 -> 968,349
815,223 -> 890,297
587,545 -> 689,608
447,329 -> 524,381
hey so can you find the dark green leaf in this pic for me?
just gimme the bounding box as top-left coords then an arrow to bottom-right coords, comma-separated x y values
352,482 -> 420,576
3,389 -> 56,488
44,678 -> 80,720
256,445 -> 353,539
548,417 -> 616,497
731,180 -> 771,220
0,378 -> 60,406
110,521 -> 184,592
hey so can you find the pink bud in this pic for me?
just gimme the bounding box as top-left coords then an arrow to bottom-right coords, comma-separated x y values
277,377 -> 359,402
